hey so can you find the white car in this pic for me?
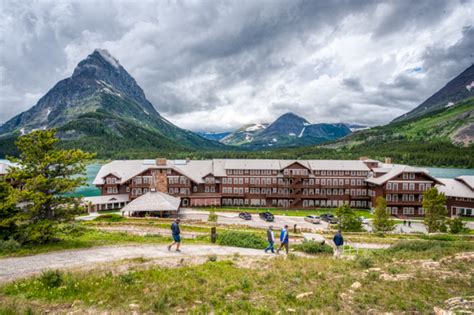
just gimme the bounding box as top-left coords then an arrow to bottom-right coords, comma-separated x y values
304,215 -> 321,224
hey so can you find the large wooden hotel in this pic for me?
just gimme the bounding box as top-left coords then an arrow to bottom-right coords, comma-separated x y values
89,157 -> 474,218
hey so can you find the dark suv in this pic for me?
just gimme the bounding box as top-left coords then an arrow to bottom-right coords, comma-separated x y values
259,212 -> 275,222
320,213 -> 338,224
238,212 -> 252,220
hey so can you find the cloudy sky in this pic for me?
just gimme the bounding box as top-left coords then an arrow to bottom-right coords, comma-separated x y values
1,0 -> 473,132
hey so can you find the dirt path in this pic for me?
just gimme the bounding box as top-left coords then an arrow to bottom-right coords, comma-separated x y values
0,245 -> 267,283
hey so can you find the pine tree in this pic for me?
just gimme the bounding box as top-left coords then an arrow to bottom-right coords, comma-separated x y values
422,188 -> 447,233
6,129 -> 95,243
372,197 -> 395,233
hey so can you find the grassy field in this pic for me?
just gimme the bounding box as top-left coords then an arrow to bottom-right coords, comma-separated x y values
1,240 -> 473,313
200,206 -> 374,218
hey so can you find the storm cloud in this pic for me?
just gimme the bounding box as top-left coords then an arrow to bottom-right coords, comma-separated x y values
0,0 -> 473,132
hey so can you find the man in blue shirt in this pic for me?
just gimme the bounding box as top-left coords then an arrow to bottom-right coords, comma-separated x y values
276,225 -> 289,254
168,218 -> 181,252
333,230 -> 344,258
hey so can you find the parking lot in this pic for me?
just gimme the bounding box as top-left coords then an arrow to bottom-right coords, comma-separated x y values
182,208 -> 339,231
180,208 -> 473,234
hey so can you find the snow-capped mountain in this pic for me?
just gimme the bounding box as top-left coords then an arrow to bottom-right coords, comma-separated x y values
0,49 -> 223,155
222,113 -> 351,148
221,123 -> 269,146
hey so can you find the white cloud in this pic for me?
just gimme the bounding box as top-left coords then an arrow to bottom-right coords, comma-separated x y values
0,0 -> 472,131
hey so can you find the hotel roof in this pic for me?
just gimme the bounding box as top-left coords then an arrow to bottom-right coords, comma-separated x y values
122,191 -> 180,212
437,178 -> 474,199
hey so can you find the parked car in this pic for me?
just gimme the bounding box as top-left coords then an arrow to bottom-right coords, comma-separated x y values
304,215 -> 321,224
259,212 -> 274,222
239,212 -> 252,220
359,216 -> 370,225
320,213 -> 338,224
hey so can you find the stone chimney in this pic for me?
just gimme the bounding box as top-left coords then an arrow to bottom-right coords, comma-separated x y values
156,158 -> 167,166
384,157 -> 392,164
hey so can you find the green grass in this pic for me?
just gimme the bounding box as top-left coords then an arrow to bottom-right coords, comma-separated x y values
1,240 -> 472,313
200,206 -> 374,218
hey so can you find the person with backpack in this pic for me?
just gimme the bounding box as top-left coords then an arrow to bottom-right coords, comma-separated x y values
168,218 -> 182,252
333,230 -> 344,258
265,225 -> 275,253
276,225 -> 289,255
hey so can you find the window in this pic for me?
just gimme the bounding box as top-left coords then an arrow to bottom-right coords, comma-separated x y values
403,207 -> 414,215
418,208 -> 424,215
409,183 -> 415,191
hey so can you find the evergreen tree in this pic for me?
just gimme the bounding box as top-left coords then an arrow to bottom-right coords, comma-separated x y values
372,197 -> 395,233
335,203 -> 363,232
422,188 -> 447,233
6,129 -> 95,243
0,179 -> 19,240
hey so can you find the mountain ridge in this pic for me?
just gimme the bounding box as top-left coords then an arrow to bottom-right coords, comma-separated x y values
0,49 -> 224,157
393,64 -> 474,122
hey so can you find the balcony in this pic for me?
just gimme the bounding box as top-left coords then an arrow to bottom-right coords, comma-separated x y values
386,189 -> 424,194
350,195 -> 370,199
387,200 -> 422,205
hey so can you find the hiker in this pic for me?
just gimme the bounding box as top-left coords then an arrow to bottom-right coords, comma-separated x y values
403,220 -> 406,226
408,220 -> 411,228
265,225 -> 275,253
168,218 -> 181,252
333,230 -> 344,258
276,225 -> 289,255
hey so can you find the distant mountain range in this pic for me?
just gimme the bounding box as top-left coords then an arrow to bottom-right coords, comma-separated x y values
393,64 -> 474,122
222,113 -> 352,149
0,50 -> 471,160
0,49 -> 223,157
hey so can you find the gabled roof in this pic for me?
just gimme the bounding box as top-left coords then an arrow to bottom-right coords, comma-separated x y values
122,191 -> 180,212
102,172 -> 122,179
82,194 -> 129,205
456,176 -> 474,190
279,160 -> 310,169
437,178 -> 474,198
365,164 -> 440,185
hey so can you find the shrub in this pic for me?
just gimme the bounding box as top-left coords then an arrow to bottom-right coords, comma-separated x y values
119,272 -> 135,285
207,254 -> 217,262
446,218 -> 469,234
335,204 -> 363,232
388,240 -> 474,253
0,238 -> 21,253
208,209 -> 218,223
39,270 -> 63,288
293,240 -> 333,254
217,231 -> 267,249
19,220 -> 58,244
58,223 -> 87,237
355,255 -> 374,269
94,214 -> 125,222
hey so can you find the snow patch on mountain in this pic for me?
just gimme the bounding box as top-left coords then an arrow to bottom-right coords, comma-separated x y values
298,127 -> 306,138
245,123 -> 267,132
466,81 -> 474,91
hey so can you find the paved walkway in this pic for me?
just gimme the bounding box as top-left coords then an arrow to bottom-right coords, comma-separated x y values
0,245 -> 266,283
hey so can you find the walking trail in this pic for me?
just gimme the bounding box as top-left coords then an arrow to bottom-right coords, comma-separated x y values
0,245 -> 266,283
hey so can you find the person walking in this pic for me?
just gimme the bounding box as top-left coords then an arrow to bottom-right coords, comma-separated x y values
408,220 -> 412,228
333,230 -> 344,258
276,225 -> 289,255
168,218 -> 182,252
265,225 -> 275,253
